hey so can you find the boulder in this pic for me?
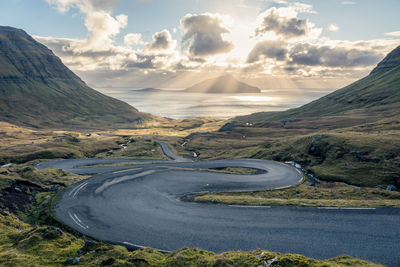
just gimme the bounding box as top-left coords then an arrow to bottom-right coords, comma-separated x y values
65,257 -> 80,265
387,185 -> 398,191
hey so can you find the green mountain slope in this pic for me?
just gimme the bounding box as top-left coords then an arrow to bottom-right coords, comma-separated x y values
184,74 -> 261,94
0,26 -> 152,129
235,45 -> 400,124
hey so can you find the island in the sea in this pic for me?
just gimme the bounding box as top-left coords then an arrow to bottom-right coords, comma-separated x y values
133,88 -> 164,93
184,74 -> 261,94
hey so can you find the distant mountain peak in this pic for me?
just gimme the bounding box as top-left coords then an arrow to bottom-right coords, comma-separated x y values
0,26 -> 28,35
370,45 -> 400,75
184,74 -> 261,94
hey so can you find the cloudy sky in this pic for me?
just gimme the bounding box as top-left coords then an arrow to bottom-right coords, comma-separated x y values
2,0 -> 400,90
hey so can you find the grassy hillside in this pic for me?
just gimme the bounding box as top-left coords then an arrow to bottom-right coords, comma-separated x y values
0,26 -> 155,129
175,122 -> 400,187
178,45 -> 400,189
0,122 -> 383,266
0,211 -> 380,266
195,181 -> 400,208
234,45 -> 400,125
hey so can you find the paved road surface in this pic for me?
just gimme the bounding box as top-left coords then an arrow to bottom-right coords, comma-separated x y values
38,141 -> 400,266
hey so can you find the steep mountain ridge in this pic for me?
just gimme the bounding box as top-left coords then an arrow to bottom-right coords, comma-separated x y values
370,45 -> 400,75
0,26 -> 152,129
0,26 -> 78,79
234,45 -> 400,124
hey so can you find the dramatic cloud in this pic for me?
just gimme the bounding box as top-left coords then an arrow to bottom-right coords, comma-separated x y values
46,0 -> 127,52
124,33 -> 144,46
181,13 -> 234,57
147,30 -> 176,50
35,35 -> 134,71
385,31 -> 400,37
247,40 -> 288,63
41,0 -> 179,73
244,2 -> 397,79
45,0 -> 118,12
327,24 -> 339,32
255,7 -> 313,38
84,12 -> 127,50
124,54 -> 156,69
341,1 -> 356,5
288,44 -> 382,67
37,0 -> 399,89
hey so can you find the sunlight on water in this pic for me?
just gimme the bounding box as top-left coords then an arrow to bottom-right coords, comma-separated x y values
96,88 -> 329,119
230,96 -> 278,102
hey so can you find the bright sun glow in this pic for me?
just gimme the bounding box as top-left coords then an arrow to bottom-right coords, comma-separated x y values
230,96 -> 278,102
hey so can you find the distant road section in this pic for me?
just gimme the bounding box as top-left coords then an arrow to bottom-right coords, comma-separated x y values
38,140 -> 400,266
153,140 -> 190,161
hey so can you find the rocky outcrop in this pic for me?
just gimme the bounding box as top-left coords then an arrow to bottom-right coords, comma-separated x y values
0,180 -> 44,213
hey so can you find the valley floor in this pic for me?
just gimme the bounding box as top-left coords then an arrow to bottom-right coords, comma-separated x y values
0,211 -> 382,266
0,118 -> 399,266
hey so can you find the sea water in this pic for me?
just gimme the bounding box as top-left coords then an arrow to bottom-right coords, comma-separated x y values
96,88 -> 332,119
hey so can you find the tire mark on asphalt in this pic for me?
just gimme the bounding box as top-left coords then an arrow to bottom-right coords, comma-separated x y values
95,169 -> 154,194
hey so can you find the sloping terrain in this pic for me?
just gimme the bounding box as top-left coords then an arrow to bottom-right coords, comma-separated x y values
177,46 -> 400,188
234,45 -> 400,125
0,26 -> 154,129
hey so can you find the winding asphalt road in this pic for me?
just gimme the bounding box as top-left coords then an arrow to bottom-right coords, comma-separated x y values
37,141 -> 400,266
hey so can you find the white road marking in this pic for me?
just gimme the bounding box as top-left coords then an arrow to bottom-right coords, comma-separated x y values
275,184 -> 296,190
73,213 -> 83,224
122,241 -> 136,246
273,166 -> 304,190
68,182 -> 88,197
73,183 -> 88,198
68,212 -> 89,229
317,207 -> 376,210
340,207 -> 377,210
295,169 -> 305,182
229,205 -> 271,208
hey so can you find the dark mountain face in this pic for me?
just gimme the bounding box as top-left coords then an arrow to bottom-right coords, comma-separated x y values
184,74 -> 261,94
0,26 -> 151,129
0,26 -> 78,80
234,45 -> 400,124
370,45 -> 400,75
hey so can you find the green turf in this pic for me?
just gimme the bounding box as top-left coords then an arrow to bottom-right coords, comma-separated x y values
0,26 -> 156,129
